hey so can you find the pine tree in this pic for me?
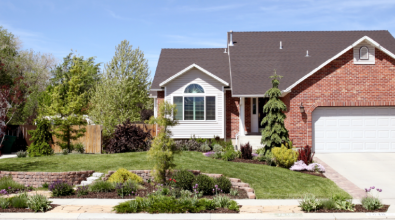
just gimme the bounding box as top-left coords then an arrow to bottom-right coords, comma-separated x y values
27,119 -> 53,157
147,101 -> 179,183
261,70 -> 289,154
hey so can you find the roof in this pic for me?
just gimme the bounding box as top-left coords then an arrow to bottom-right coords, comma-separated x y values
151,30 -> 395,95
229,30 -> 395,96
151,48 -> 230,90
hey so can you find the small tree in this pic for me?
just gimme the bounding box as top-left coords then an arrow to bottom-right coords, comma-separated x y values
261,71 -> 289,154
27,119 -> 53,157
147,101 -> 179,183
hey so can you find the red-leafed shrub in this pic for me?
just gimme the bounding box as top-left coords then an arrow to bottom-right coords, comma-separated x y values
104,119 -> 152,153
298,145 -> 314,164
241,142 -> 252,159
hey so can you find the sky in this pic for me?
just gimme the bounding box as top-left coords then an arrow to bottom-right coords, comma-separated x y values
1,0 -> 395,79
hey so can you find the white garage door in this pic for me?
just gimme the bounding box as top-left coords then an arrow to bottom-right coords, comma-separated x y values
313,107 -> 395,153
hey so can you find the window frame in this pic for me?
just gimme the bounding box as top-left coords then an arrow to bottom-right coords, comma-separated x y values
359,46 -> 369,60
171,83 -> 217,122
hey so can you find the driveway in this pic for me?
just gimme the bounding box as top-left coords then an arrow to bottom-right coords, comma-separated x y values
316,153 -> 395,199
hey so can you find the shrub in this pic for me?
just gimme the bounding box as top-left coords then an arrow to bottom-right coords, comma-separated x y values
215,176 -> 232,193
0,175 -> 25,193
200,142 -> 210,152
320,199 -> 336,210
140,109 -> 154,121
230,189 -> 239,196
27,119 -> 54,157
76,185 -> 89,197
16,150 -> 27,158
105,119 -> 152,153
115,180 -> 139,197
299,194 -> 322,212
89,180 -> 114,192
272,145 -> 298,168
172,170 -> 195,191
0,197 -> 9,209
49,180 -> 74,197
42,182 -> 49,189
10,194 -> 28,208
193,174 -> 215,195
240,142 -> 252,159
332,194 -> 354,211
212,195 -> 230,208
298,145 -> 314,165
222,150 -> 236,161
74,143 -> 85,153
27,194 -> 52,212
213,144 -> 222,153
361,186 -> 383,210
108,168 -> 143,184
185,139 -> 200,151
62,149 -> 68,155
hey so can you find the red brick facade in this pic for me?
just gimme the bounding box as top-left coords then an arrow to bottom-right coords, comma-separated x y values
226,91 -> 240,139
285,48 -> 395,147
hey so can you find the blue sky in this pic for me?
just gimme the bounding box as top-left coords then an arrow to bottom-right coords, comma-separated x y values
1,0 -> 395,79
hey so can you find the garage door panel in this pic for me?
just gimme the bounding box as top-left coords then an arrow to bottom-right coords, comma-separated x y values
313,107 -> 395,153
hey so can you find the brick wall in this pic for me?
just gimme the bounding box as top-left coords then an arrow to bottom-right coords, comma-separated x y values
286,48 -> 395,147
0,171 -> 95,188
226,91 -> 240,139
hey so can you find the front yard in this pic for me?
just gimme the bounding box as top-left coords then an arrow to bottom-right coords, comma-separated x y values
0,151 -> 348,199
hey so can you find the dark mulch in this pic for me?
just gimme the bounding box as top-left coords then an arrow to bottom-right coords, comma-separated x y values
0,204 -> 59,213
308,205 -> 390,213
199,206 -> 242,213
51,182 -> 248,199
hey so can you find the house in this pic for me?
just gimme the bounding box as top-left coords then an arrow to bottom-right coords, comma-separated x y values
150,30 -> 395,153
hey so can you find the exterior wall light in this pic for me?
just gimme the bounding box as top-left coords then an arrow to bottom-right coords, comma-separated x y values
300,102 -> 305,113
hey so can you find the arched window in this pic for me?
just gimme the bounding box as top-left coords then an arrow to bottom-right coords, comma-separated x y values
173,83 -> 216,121
360,46 -> 369,60
184,84 -> 204,93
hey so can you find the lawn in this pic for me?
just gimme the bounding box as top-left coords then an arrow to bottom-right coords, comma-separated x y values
0,151 -> 348,199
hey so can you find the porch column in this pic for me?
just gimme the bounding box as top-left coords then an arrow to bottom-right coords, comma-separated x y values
239,97 -> 246,136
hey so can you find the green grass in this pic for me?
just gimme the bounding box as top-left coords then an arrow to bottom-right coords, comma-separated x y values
0,151 -> 349,199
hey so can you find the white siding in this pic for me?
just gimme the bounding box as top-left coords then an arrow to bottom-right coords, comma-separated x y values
165,68 -> 225,139
353,40 -> 375,65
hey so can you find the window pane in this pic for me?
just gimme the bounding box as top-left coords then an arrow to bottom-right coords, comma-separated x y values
173,96 -> 183,120
184,84 -> 204,93
206,96 -> 215,120
184,97 -> 194,120
195,97 -> 204,120
253,98 -> 256,115
360,47 -> 368,59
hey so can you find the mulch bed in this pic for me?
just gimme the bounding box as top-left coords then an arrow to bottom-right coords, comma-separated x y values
199,206 -> 241,213
0,204 -> 59,213
308,205 -> 390,213
51,182 -> 248,199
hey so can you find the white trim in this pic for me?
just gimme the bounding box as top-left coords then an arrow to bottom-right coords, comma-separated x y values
222,86 -> 225,141
284,36 -> 395,93
150,89 -> 164,91
232,91 -> 290,97
224,88 -> 232,90
183,83 -> 206,94
159,64 -> 229,87
359,46 -> 369,60
239,97 -> 245,136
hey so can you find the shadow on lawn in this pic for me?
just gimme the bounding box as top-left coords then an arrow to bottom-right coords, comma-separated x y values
0,160 -> 58,172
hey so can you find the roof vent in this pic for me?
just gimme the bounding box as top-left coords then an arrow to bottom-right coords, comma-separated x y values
306,50 -> 310,57
280,41 -> 283,49
224,48 -> 227,53
229,30 -> 234,46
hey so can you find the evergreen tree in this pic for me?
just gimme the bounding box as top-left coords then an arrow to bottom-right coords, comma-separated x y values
27,119 -> 53,157
43,56 -> 97,152
261,71 -> 289,154
147,101 -> 179,183
89,40 -> 151,137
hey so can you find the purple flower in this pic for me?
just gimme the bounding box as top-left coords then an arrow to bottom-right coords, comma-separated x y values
371,186 -> 375,189
215,185 -> 218,188
8,187 -> 11,189
212,189 -> 214,191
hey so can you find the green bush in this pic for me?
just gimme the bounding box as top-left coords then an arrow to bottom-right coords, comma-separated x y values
42,182 -> 49,189
361,196 -> 383,210
200,142 -> 210,152
115,180 -> 139,197
76,186 -> 89,197
272,145 -> 298,168
332,194 -> 354,211
320,199 -> 336,210
27,194 -> 52,212
108,168 -> 143,184
27,119 -> 54,157
193,174 -> 215,195
89,180 -> 114,193
10,195 -> 28,208
16,151 -> 27,158
213,144 -> 223,153
62,149 -> 68,155
74,143 -> 85,153
0,197 -> 9,209
299,194 -> 322,212
0,176 -> 25,193
215,176 -> 232,193
172,170 -> 195,191
212,195 -> 230,208
49,180 -> 74,197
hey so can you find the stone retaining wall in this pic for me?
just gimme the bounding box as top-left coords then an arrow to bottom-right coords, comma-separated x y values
102,170 -> 256,199
0,171 -> 95,188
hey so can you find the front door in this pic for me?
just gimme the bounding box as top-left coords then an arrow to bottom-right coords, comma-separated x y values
258,98 -> 268,130
251,98 -> 259,132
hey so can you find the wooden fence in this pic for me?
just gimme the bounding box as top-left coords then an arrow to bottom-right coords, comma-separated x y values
134,123 -> 157,137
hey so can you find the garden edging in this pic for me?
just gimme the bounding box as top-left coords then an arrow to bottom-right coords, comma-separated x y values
0,171 -> 95,188
101,170 -> 256,199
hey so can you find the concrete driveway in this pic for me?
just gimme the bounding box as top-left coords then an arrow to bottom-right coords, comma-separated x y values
316,153 -> 395,199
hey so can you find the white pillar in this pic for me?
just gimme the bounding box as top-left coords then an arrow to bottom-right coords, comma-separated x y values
239,97 -> 246,136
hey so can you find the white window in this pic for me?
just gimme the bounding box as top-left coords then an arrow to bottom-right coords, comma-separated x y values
173,84 -> 216,121
360,46 -> 369,60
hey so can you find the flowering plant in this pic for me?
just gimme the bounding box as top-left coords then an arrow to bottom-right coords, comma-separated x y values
361,186 -> 383,210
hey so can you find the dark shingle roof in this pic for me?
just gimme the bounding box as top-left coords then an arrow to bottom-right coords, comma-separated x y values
151,48 -> 230,90
229,30 -> 395,95
151,30 -> 395,95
